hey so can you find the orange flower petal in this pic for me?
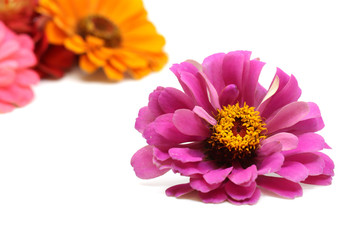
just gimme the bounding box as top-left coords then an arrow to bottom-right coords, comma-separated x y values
45,21 -> 68,44
130,67 -> 152,80
86,36 -> 105,48
64,35 -> 87,54
115,50 -> 148,69
79,54 -> 98,73
103,62 -> 124,81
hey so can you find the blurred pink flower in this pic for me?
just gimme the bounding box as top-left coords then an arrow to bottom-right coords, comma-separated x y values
0,21 -> 39,113
131,51 -> 334,205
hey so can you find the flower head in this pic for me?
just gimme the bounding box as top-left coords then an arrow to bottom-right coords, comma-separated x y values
0,21 -> 39,113
37,0 -> 167,80
131,51 -> 334,205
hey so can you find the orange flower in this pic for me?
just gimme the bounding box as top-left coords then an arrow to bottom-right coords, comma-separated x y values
37,0 -> 167,80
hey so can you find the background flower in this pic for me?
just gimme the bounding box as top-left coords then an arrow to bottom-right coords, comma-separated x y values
0,0 -> 75,79
131,51 -> 334,205
38,0 -> 167,81
0,21 -> 39,113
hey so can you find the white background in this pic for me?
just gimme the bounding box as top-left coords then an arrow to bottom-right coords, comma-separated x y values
1,0 -> 359,239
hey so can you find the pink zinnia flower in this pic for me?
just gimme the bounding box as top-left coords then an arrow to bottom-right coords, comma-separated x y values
131,51 -> 334,205
0,21 -> 39,113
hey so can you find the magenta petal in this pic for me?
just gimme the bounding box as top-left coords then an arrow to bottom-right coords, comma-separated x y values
135,107 -> 156,134
228,188 -> 261,205
228,165 -> 257,185
166,183 -> 193,197
257,141 -> 282,157
158,87 -> 195,113
242,59 -> 266,106
256,176 -> 303,199
261,132 -> 298,151
172,161 -> 213,176
286,153 -> 325,175
316,152 -> 334,176
199,187 -> 227,203
225,181 -> 256,201
302,175 -> 333,186
203,167 -> 233,185
173,109 -> 209,137
153,147 -> 170,161
168,147 -> 204,163
148,87 -> 165,116
283,133 -> 327,156
219,84 -> 239,106
202,52 -> 226,93
193,106 -> 217,125
276,161 -> 309,182
131,146 -> 169,179
190,177 -> 221,193
257,152 -> 284,175
266,101 -> 310,133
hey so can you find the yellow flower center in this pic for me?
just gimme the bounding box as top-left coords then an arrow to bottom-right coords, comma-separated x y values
206,103 -> 267,168
77,15 -> 121,48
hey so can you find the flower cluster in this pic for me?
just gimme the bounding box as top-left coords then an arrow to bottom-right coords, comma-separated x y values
131,51 -> 334,205
0,0 -> 167,112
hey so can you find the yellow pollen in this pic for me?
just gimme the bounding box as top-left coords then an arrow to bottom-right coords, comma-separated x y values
208,103 -> 267,157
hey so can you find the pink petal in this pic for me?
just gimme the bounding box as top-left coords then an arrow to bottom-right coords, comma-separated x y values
199,187 -> 227,203
0,84 -> 34,107
14,69 -> 39,86
228,188 -> 261,205
283,133 -> 327,156
256,152 -> 284,175
148,87 -> 165,116
302,175 -> 333,185
135,106 -> 156,134
225,181 -> 256,201
0,68 -> 16,87
257,141 -> 282,157
193,106 -> 217,125
0,39 -> 19,60
203,167 -> 233,185
261,132 -> 298,151
228,165 -> 257,185
259,70 -> 302,118
256,175 -> 303,199
202,52 -> 226,93
11,48 -> 37,68
266,101 -> 310,134
131,145 -> 169,179
316,152 -> 334,176
285,152 -> 325,175
242,59 -> 266,106
166,183 -> 193,197
158,87 -> 195,113
173,109 -> 209,137
219,84 -> 239,106
190,177 -> 221,193
168,147 -> 204,163
172,161 -> 213,176
276,161 -> 309,182
16,34 -> 34,50
0,100 -> 15,113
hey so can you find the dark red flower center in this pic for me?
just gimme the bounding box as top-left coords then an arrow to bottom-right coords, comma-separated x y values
77,15 -> 121,48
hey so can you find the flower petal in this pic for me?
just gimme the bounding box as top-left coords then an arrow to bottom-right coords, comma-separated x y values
166,183 -> 193,197
199,187 -> 227,204
228,165 -> 257,185
158,87 -> 195,113
168,148 -> 204,163
135,107 -> 156,134
203,167 -> 233,185
285,152 -> 325,176
256,152 -> 284,175
131,146 -> 169,179
219,84 -> 239,106
283,133 -> 327,156
256,175 -> 303,199
225,181 -> 256,201
227,188 -> 261,205
173,109 -> 209,137
276,161 -> 309,182
193,106 -> 217,125
261,132 -> 298,151
202,52 -> 226,93
266,101 -> 310,134
190,177 -> 221,193
302,175 -> 333,186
